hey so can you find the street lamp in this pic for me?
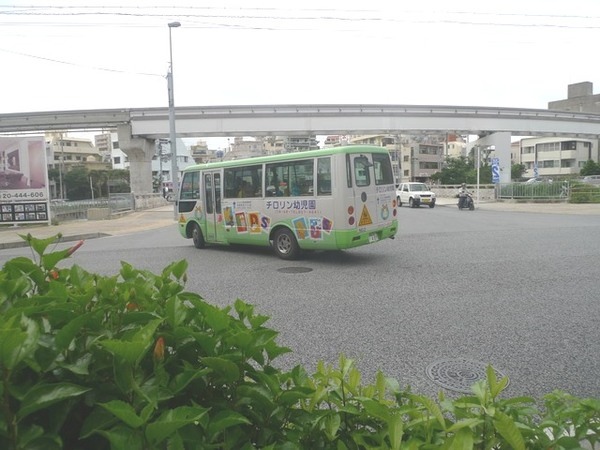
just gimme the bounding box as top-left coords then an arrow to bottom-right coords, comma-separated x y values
167,21 -> 181,219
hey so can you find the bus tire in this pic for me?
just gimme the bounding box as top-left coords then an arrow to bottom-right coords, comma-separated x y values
272,228 -> 300,260
191,223 -> 205,249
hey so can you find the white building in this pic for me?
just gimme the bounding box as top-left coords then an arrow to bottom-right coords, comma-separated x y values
518,136 -> 599,179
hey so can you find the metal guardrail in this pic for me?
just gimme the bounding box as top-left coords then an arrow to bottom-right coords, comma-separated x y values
50,193 -> 135,222
496,182 -> 569,200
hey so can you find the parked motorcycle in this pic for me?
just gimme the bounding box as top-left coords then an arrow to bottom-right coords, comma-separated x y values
458,192 -> 475,210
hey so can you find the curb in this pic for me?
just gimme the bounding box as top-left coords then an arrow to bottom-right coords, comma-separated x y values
0,233 -> 111,250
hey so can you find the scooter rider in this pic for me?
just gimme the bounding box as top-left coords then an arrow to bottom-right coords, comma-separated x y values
458,183 -> 470,208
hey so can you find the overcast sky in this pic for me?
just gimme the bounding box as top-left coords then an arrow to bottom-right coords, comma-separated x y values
1,1 -> 599,118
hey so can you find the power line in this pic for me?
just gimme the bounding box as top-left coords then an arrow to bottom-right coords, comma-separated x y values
0,5 -> 599,30
0,47 -> 162,77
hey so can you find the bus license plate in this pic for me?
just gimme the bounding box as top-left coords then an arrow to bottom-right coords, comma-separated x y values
369,233 -> 379,243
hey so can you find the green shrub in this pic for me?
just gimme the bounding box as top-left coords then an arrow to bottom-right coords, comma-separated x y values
570,183 -> 600,204
1,234 -> 599,449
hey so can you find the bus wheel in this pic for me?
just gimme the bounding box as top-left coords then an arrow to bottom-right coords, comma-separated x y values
273,228 -> 300,260
191,223 -> 205,249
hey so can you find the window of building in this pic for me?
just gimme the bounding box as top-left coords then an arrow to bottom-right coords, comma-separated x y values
419,161 -> 439,169
537,142 -> 560,152
561,141 -> 577,150
419,145 -> 441,155
539,160 -> 558,168
403,155 -> 409,162
114,156 -> 121,164
523,146 -> 534,154
561,160 -> 574,168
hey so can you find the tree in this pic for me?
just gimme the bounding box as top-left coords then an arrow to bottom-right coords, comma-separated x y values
64,167 -> 91,200
511,163 -> 526,181
430,156 -> 473,184
580,160 -> 600,176
430,156 -> 492,184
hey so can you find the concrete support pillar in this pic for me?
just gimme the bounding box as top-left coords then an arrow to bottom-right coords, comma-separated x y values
117,124 -> 155,194
472,132 -> 512,183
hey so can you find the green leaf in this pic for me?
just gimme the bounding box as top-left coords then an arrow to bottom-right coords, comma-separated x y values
17,382 -> 90,419
279,387 -> 314,406
101,340 -> 149,365
0,315 -> 40,370
41,249 -> 71,271
409,394 -> 446,430
167,259 -> 188,280
493,411 -> 525,450
361,398 -> 391,421
145,406 -> 209,445
487,364 -> 509,399
236,384 -> 274,410
202,356 -> 240,383
451,427 -> 474,450
206,410 -> 251,442
169,365 -> 210,395
388,412 -> 404,450
99,400 -> 144,428
323,413 -> 341,441
446,418 -> 484,432
79,406 -> 119,439
96,425 -> 144,450
100,319 -> 162,365
166,295 -> 187,328
22,234 -> 61,258
55,312 -> 97,351
198,302 -> 231,331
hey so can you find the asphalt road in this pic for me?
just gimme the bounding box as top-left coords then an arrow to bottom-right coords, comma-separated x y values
1,205 -> 599,401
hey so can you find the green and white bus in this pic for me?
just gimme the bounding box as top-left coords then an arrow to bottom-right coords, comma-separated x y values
177,145 -> 398,259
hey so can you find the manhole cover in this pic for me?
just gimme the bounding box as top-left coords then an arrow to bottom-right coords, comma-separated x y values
277,266 -> 313,273
425,358 -> 508,393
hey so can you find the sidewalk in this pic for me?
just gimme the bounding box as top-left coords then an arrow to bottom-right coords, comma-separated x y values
435,197 -> 600,215
1,201 -> 599,250
0,205 -> 177,249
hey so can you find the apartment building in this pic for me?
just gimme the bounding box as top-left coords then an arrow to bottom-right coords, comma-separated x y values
349,134 -> 444,183
519,136 -> 599,179
47,133 -> 109,173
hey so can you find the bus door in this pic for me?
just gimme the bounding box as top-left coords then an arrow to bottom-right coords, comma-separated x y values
348,154 -> 380,232
203,171 -> 225,243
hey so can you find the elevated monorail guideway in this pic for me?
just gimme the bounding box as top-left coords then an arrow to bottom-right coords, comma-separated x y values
0,109 -> 131,134
127,104 -> 600,139
1,104 -> 599,191
1,104 -> 600,138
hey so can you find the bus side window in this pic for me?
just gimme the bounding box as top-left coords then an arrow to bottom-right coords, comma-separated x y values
317,157 -> 332,195
204,174 -> 213,214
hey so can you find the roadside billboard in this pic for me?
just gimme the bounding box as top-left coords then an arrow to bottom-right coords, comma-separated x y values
0,136 -> 50,225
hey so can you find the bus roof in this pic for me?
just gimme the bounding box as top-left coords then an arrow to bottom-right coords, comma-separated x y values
183,145 -> 391,172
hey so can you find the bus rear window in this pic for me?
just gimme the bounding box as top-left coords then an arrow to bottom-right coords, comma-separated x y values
354,156 -> 371,187
372,153 -> 394,185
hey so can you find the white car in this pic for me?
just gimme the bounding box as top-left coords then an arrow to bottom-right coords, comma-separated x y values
396,182 -> 436,208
